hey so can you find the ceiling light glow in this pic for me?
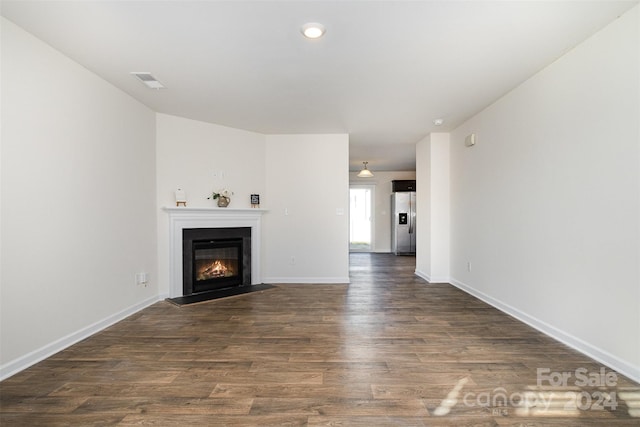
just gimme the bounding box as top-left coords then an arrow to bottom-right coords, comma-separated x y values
302,23 -> 325,39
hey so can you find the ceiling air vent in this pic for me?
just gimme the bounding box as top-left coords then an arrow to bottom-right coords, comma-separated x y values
130,72 -> 165,89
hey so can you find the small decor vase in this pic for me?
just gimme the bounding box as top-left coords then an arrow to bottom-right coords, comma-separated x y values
217,196 -> 230,208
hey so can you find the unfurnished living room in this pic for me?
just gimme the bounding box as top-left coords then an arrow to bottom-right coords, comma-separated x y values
1,1 -> 639,426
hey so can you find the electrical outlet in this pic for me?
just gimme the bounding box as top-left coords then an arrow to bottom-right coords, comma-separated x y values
135,272 -> 148,287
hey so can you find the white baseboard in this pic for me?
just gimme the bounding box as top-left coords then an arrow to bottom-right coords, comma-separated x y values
449,277 -> 640,384
0,295 -> 163,381
262,277 -> 350,284
414,269 -> 449,284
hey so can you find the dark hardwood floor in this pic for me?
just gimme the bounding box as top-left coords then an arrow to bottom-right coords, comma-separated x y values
1,253 -> 638,426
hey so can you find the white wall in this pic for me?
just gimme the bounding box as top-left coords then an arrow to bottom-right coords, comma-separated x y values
1,18 -> 158,377
449,7 -> 639,380
155,114 -> 266,295
350,171 -> 416,253
264,135 -> 350,283
155,114 -> 266,209
416,133 -> 450,282
416,140 -> 431,273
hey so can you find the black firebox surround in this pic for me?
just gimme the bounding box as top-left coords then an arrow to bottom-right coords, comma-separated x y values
182,227 -> 251,296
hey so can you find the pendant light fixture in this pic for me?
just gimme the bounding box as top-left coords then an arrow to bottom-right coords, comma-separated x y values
357,161 -> 374,178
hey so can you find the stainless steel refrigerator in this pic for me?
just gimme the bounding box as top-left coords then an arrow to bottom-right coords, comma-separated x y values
391,191 -> 416,255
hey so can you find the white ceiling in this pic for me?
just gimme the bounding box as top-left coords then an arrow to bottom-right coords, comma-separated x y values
1,0 -> 637,171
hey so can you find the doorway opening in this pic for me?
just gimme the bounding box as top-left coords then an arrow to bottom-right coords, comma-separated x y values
349,185 -> 375,252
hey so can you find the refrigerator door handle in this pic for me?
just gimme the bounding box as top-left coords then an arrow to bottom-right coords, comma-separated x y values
409,213 -> 414,234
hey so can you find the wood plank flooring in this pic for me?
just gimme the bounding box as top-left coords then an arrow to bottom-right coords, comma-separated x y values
1,253 -> 638,426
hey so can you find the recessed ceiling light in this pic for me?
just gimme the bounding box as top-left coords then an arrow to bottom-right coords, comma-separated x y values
433,118 -> 444,126
301,23 -> 325,39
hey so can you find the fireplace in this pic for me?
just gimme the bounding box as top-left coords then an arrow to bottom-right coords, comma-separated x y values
164,207 -> 265,298
182,227 -> 251,296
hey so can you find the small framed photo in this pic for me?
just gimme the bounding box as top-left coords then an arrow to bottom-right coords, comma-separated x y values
250,194 -> 260,208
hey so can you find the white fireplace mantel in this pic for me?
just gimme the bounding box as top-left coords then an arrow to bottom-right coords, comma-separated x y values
163,207 -> 267,298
